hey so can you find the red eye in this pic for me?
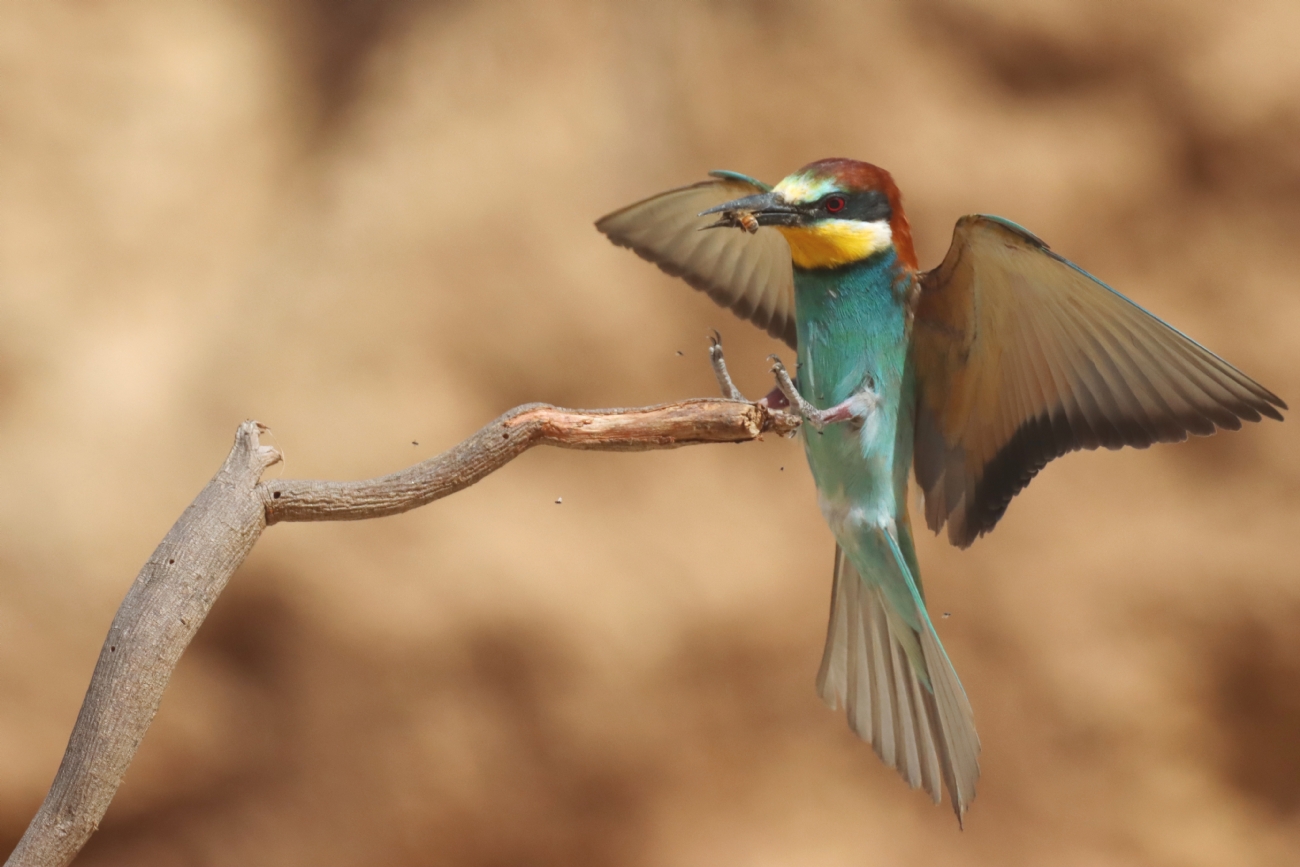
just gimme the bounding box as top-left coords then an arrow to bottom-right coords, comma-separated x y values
825,195 -> 846,213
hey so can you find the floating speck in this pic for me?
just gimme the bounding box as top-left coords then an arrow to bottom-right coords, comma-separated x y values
779,466 -> 784,471
412,441 -> 419,446
555,497 -> 563,505
675,350 -> 684,356
942,612 -> 951,619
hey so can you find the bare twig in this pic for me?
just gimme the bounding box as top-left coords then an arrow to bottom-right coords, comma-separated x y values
5,398 -> 795,867
263,399 -> 792,523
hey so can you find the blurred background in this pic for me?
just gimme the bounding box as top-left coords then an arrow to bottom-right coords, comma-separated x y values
1,1 -> 1297,864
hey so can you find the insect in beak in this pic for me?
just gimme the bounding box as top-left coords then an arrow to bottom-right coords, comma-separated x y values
699,191 -> 802,232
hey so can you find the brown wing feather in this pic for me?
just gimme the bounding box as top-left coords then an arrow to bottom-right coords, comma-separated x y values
913,215 -> 1286,548
596,178 -> 797,348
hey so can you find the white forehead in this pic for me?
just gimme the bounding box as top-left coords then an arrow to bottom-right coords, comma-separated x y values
773,173 -> 840,205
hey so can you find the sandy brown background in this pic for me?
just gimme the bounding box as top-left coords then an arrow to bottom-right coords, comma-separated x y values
1,1 -> 1298,865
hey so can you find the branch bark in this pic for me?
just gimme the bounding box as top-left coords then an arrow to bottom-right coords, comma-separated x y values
5,398 -> 795,867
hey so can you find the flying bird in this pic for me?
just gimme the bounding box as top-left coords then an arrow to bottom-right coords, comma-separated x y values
596,159 -> 1286,824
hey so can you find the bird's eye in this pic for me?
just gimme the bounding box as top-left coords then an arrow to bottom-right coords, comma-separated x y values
825,195 -> 846,214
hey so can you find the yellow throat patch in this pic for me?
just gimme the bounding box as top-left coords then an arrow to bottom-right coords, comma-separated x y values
776,219 -> 894,270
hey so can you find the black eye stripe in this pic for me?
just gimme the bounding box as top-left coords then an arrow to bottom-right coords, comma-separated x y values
815,190 -> 891,223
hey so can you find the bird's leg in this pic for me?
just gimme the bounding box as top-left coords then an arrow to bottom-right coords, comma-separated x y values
769,355 -> 878,432
708,330 -> 747,401
769,356 -> 830,429
709,332 -> 792,410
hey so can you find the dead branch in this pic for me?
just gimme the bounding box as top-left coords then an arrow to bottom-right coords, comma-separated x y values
4,397 -> 796,867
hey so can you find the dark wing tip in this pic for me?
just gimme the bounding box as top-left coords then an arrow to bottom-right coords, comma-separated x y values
949,390 -> 1284,548
1256,389 -> 1287,417
949,412 -> 1070,547
594,221 -> 631,247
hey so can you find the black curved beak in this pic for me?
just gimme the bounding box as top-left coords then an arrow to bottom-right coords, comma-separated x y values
699,191 -> 803,230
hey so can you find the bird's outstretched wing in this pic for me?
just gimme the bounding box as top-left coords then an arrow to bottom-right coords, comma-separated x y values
912,215 -> 1286,548
596,172 -> 797,347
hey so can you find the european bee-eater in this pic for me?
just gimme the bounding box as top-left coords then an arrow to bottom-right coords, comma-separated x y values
596,159 -> 1286,824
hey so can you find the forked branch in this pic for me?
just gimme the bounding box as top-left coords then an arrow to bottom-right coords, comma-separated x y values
5,397 -> 796,867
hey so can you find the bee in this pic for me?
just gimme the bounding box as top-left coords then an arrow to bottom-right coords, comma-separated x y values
731,209 -> 760,234
702,207 -> 761,234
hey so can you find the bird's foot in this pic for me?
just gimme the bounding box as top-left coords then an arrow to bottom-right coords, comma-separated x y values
769,355 -> 829,430
768,355 -> 878,432
708,330 -> 747,401
709,334 -> 796,433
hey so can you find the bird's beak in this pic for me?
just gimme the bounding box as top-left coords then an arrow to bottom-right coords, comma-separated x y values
699,191 -> 803,230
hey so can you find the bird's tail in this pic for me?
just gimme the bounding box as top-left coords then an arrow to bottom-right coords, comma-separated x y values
816,531 -> 981,824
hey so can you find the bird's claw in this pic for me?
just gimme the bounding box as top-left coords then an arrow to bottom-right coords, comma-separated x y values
768,354 -> 877,432
768,354 -> 827,430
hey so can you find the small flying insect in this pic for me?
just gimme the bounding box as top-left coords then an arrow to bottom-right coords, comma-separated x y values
732,209 -> 760,234
703,207 -> 760,234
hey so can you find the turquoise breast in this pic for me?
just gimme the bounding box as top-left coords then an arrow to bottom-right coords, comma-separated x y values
793,250 -> 916,518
